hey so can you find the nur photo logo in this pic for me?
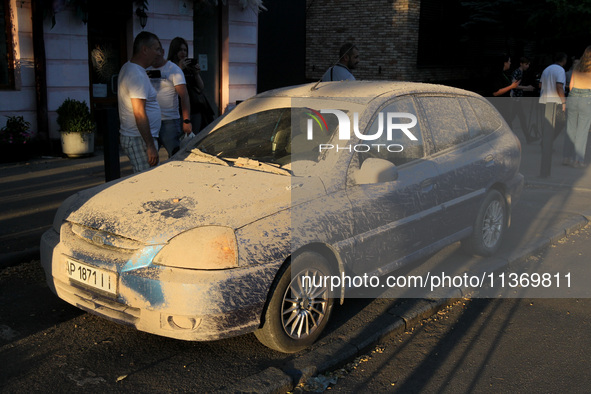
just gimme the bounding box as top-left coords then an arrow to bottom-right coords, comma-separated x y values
304,109 -> 418,153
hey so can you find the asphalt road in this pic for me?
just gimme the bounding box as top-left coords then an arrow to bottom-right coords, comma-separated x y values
311,225 -> 591,393
0,255 -> 402,392
2,219 -> 589,392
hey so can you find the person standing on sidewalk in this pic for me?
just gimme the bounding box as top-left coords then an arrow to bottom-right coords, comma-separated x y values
118,31 -> 162,173
539,52 -> 567,177
490,54 -> 520,126
148,43 -> 192,157
508,57 -> 537,143
321,43 -> 360,81
563,46 -> 591,168
167,37 -> 215,133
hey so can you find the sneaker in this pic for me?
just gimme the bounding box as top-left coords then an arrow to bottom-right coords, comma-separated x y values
572,161 -> 587,169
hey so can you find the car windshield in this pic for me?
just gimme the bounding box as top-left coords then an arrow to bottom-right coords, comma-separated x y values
187,107 -> 341,170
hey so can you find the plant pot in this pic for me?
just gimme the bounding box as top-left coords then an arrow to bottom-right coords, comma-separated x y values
60,132 -> 95,157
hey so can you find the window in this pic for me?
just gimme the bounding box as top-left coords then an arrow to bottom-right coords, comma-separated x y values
466,98 -> 503,136
0,0 -> 14,89
458,97 -> 483,138
360,97 -> 424,167
194,108 -> 342,166
418,96 -> 469,152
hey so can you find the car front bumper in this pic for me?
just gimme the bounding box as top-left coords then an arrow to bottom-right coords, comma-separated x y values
40,225 -> 281,341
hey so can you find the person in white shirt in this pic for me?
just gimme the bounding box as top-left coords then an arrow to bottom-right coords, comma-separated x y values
321,43 -> 359,82
539,52 -> 567,110
539,52 -> 567,177
118,31 -> 162,173
148,45 -> 192,157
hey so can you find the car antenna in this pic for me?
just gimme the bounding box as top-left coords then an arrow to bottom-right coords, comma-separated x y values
310,46 -> 354,91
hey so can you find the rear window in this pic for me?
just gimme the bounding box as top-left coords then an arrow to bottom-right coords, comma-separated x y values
466,97 -> 503,136
360,96 -> 424,166
417,96 -> 470,152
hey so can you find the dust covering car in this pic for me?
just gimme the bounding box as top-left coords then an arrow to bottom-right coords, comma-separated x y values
41,81 -> 523,353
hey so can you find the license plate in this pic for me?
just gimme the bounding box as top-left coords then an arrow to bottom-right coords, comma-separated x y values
65,258 -> 117,295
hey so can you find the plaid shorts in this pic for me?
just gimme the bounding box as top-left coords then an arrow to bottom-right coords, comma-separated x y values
120,135 -> 159,173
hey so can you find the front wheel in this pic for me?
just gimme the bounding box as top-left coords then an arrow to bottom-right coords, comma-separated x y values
462,189 -> 506,256
255,251 -> 334,353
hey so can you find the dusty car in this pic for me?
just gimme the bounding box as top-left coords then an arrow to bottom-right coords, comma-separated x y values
41,81 -> 523,353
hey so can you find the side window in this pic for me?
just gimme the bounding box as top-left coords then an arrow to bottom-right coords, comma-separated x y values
360,97 -> 424,166
0,0 -> 14,89
466,97 -> 503,135
418,96 -> 469,152
458,97 -> 483,138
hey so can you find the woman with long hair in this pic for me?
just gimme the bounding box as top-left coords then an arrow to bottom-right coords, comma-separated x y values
167,37 -> 214,132
563,46 -> 591,168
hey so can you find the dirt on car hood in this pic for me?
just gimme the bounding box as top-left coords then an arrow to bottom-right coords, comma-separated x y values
64,161 -> 324,245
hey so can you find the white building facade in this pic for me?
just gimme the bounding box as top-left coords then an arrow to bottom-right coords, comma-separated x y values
0,0 -> 259,144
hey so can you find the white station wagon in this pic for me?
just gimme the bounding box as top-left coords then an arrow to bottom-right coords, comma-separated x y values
41,81 -> 523,352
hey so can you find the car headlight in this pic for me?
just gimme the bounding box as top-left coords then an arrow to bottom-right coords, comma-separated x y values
53,193 -> 80,233
153,226 -> 238,269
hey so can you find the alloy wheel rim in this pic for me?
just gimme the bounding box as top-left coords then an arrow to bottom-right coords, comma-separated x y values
281,268 -> 328,340
482,200 -> 503,248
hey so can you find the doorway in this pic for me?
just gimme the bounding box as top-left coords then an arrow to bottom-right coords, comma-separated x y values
87,0 -> 131,147
193,2 -> 220,117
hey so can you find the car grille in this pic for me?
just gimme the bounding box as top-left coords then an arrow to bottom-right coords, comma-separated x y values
71,223 -> 143,251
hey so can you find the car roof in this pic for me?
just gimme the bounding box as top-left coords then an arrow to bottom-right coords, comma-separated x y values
255,81 -> 482,105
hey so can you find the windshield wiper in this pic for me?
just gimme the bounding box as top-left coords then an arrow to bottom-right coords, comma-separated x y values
226,157 -> 291,176
187,148 -> 230,166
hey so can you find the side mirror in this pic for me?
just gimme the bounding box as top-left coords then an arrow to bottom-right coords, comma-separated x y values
354,158 -> 399,184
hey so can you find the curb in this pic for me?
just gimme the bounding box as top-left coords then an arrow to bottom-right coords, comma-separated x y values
220,213 -> 590,394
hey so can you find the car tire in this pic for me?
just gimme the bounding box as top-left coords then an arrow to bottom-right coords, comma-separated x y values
462,189 -> 506,256
254,251 -> 334,353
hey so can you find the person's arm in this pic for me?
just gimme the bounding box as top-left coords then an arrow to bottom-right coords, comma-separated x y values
180,59 -> 205,93
556,82 -> 566,111
175,84 -> 192,134
131,98 -> 159,167
493,79 -> 520,97
514,81 -> 534,91
192,64 -> 205,93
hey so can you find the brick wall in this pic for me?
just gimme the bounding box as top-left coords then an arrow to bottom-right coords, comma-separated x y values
306,0 -> 480,85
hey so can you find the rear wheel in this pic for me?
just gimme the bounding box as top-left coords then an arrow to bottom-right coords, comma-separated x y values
462,189 -> 506,256
255,251 -> 334,353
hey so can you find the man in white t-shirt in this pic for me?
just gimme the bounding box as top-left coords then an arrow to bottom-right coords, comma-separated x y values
148,46 -> 192,157
539,53 -> 567,109
321,43 -> 359,82
539,52 -> 567,177
117,31 -> 162,173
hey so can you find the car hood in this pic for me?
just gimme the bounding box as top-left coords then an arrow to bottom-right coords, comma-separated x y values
64,161 -> 325,245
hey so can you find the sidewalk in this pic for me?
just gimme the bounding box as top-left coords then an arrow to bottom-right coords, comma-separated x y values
1,130 -> 591,392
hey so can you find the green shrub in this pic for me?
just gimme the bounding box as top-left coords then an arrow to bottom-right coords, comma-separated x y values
56,98 -> 96,133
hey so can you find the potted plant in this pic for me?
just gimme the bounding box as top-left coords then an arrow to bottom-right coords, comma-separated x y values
56,98 -> 96,157
0,115 -> 35,163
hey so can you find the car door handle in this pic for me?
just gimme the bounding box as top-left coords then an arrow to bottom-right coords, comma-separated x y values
484,154 -> 495,166
420,178 -> 435,192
